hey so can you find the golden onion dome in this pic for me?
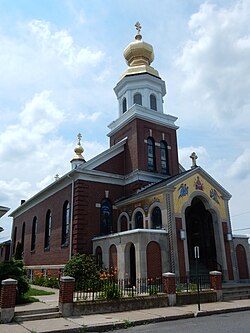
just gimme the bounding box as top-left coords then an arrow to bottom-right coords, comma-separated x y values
121,22 -> 160,79
72,133 -> 85,161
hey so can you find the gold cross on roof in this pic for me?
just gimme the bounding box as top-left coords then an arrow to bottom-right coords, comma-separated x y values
135,21 -> 141,34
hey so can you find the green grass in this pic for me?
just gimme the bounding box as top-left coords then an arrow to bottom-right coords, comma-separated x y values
16,287 -> 55,304
26,287 -> 55,297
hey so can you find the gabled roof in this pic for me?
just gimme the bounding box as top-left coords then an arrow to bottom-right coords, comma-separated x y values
115,166 -> 231,206
0,206 -> 10,218
77,136 -> 127,171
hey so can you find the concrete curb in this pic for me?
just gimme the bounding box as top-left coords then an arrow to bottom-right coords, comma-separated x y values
84,306 -> 250,332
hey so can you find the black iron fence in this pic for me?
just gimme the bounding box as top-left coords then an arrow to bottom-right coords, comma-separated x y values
176,274 -> 210,293
73,274 -> 212,302
73,277 -> 162,302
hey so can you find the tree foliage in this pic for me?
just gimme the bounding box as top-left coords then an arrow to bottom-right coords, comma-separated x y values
64,253 -> 99,290
0,260 -> 29,295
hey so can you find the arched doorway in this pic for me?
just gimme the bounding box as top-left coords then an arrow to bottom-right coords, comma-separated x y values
130,244 -> 136,286
147,241 -> 162,278
236,244 -> 249,280
185,197 -> 217,274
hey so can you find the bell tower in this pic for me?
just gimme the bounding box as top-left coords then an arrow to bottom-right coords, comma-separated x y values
108,23 -> 179,183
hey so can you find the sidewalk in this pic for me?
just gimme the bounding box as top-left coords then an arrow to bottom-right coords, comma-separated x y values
1,286 -> 250,333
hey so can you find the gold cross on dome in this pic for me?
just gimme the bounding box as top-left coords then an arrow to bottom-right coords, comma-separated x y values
77,133 -> 82,145
135,21 -> 141,34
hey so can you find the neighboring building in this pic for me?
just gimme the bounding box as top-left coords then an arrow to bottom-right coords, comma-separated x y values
0,205 -> 10,262
10,25 -> 250,282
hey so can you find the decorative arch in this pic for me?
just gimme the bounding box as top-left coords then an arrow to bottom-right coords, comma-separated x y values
151,206 -> 162,229
132,208 -> 145,229
150,94 -> 157,111
147,137 -> 156,172
236,244 -> 249,279
147,241 -> 162,278
133,92 -> 142,105
118,212 -> 129,232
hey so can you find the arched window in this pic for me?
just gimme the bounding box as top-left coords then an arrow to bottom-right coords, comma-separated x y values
31,217 -> 37,251
150,94 -> 157,111
133,93 -> 142,105
160,141 -> 169,175
13,226 -> 17,254
135,211 -> 143,229
151,207 -> 162,229
61,201 -> 70,246
44,210 -> 52,250
122,97 -> 127,113
147,137 -> 156,172
100,199 -> 112,235
21,222 -> 25,253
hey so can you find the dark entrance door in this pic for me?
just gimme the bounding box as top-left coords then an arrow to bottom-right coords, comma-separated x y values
186,197 -> 217,274
130,244 -> 136,286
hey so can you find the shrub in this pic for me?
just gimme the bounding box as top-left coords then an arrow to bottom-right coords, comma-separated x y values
64,253 -> 100,290
0,260 -> 29,296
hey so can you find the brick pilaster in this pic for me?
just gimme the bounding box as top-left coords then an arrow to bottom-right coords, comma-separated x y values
162,272 -> 176,306
210,271 -> 222,301
59,276 -> 75,316
0,278 -> 18,323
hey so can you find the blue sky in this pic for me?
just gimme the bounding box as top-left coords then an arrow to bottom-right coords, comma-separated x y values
0,0 -> 250,241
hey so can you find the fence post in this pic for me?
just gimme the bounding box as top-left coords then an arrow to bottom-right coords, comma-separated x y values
59,276 -> 75,316
0,278 -> 18,323
209,271 -> 222,301
162,272 -> 176,306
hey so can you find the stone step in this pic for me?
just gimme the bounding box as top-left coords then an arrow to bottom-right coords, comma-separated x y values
222,284 -> 250,301
15,306 -> 59,316
15,307 -> 61,322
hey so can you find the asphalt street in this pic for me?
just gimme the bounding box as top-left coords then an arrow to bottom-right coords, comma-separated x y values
112,310 -> 250,333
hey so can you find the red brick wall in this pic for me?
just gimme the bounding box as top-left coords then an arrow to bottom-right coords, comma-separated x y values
95,152 -> 125,175
109,118 -> 179,177
175,217 -> 186,277
12,184 -> 72,266
146,241 -> 162,278
72,180 -> 123,255
12,179 -> 124,268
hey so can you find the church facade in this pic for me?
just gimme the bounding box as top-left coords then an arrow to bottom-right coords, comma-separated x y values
10,25 -> 250,282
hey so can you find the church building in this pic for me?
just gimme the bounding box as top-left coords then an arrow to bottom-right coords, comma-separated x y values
10,24 -> 250,282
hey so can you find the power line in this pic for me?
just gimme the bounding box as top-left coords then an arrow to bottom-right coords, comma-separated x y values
233,228 -> 250,231
231,210 -> 250,218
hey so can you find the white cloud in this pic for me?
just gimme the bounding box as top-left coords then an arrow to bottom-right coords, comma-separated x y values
227,148 -> 250,179
176,0 -> 250,128
28,20 -> 104,73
